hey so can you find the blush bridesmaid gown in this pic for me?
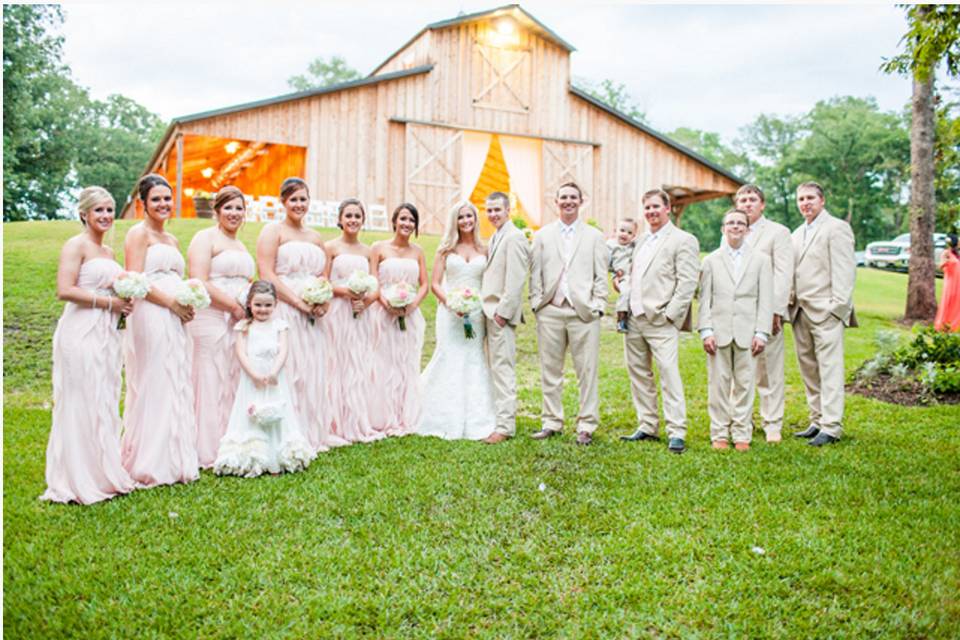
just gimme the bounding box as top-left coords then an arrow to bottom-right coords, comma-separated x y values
935,251 -> 960,332
188,249 -> 255,468
369,257 -> 425,436
325,253 -> 385,444
121,244 -> 199,487
274,241 -> 348,452
41,258 -> 136,505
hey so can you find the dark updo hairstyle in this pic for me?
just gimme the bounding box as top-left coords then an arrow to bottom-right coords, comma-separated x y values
391,202 -> 420,237
337,198 -> 366,229
280,177 -> 309,203
244,280 -> 278,319
948,234 -> 959,258
214,185 -> 245,213
137,173 -> 172,203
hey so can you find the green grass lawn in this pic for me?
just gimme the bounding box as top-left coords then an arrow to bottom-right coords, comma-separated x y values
4,220 -> 960,638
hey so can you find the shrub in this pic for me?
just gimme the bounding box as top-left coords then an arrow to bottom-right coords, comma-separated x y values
855,326 -> 960,395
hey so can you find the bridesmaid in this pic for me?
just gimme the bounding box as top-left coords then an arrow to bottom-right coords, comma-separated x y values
186,186 -> 255,468
323,199 -> 385,444
121,173 -> 199,488
41,187 -> 137,504
256,177 -> 347,452
369,203 -> 429,436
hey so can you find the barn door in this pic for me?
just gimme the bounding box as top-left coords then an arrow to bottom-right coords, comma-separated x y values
405,123 -> 463,234
472,42 -> 531,115
542,140 -> 594,222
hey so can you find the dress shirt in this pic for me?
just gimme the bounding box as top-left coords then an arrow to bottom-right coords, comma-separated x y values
551,219 -> 579,306
628,224 -> 667,317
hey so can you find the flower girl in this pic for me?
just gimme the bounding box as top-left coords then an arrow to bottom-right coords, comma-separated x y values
214,281 -> 315,477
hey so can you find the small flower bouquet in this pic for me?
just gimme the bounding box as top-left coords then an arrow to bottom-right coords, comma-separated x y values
300,276 -> 333,325
112,271 -> 150,329
447,286 -> 482,338
174,278 -> 212,310
247,402 -> 283,429
383,281 -> 417,331
346,270 -> 378,318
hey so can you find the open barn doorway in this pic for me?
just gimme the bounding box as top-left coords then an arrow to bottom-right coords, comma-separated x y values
128,134 -> 306,218
462,132 -> 542,238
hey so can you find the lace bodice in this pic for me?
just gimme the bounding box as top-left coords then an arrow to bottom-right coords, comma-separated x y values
443,253 -> 486,291
244,319 -> 289,372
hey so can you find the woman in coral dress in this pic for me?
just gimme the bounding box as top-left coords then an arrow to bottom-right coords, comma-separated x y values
256,177 -> 347,452
121,174 -> 200,488
41,187 -> 137,505
935,234 -> 960,332
323,199 -> 385,443
369,203 -> 429,436
186,186 -> 255,468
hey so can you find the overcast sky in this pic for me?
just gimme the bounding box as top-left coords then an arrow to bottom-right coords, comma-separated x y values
59,1 -> 930,144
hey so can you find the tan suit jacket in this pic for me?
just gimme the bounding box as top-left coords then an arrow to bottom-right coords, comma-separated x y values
529,220 -> 609,323
697,246 -> 773,349
746,217 -> 794,318
616,222 -> 700,331
788,211 -> 858,327
481,221 -> 530,326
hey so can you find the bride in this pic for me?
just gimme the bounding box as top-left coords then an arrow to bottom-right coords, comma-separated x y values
416,201 -> 497,440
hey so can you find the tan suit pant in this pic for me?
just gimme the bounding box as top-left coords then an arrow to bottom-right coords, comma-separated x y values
792,310 -> 845,437
485,317 -> 518,436
754,327 -> 785,437
535,304 -> 601,433
707,343 -> 756,443
623,315 -> 687,440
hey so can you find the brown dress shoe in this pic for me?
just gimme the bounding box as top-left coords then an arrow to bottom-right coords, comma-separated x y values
576,431 -> 592,445
711,440 -> 729,450
734,442 -> 750,451
482,432 -> 510,444
530,428 -> 561,440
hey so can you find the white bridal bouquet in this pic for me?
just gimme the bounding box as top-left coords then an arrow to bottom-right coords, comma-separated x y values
174,278 -> 212,310
446,286 -> 482,339
300,276 -> 333,325
383,281 -> 417,331
346,270 -> 378,318
247,402 -> 283,429
111,271 -> 151,329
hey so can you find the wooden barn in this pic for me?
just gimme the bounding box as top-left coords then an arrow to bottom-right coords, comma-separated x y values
123,4 -> 742,235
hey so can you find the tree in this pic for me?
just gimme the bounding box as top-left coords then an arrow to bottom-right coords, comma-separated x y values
738,114 -> 803,226
576,78 -> 647,124
882,4 -> 960,322
667,128 -> 752,250
73,95 -> 167,210
3,5 -> 85,220
287,55 -> 362,91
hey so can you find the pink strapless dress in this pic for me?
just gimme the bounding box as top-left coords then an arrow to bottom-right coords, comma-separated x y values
325,253 -> 385,444
369,258 -> 425,436
121,244 -> 199,487
188,249 -> 255,468
274,241 -> 348,452
41,258 -> 136,505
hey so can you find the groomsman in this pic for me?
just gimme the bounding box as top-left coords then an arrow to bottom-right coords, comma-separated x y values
480,191 -> 530,444
790,182 -> 857,446
529,182 -> 609,445
618,189 -> 700,454
736,184 -> 794,443
698,209 -> 772,450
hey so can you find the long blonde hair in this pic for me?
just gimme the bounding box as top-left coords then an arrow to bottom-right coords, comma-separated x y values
438,200 -> 483,256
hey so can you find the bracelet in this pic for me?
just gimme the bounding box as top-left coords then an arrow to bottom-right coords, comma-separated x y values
91,294 -> 98,309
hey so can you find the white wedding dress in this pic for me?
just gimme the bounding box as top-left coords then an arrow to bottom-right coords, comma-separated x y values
417,254 -> 497,440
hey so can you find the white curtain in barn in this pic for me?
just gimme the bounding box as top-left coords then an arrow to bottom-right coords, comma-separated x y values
460,131 -> 493,203
499,135 -> 543,226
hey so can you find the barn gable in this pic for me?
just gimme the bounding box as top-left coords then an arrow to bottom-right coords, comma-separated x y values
125,4 -> 741,234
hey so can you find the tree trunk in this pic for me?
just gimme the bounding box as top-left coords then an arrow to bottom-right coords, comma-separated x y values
904,68 -> 938,322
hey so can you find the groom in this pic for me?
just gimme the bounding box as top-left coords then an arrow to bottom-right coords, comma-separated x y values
480,191 -> 530,444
